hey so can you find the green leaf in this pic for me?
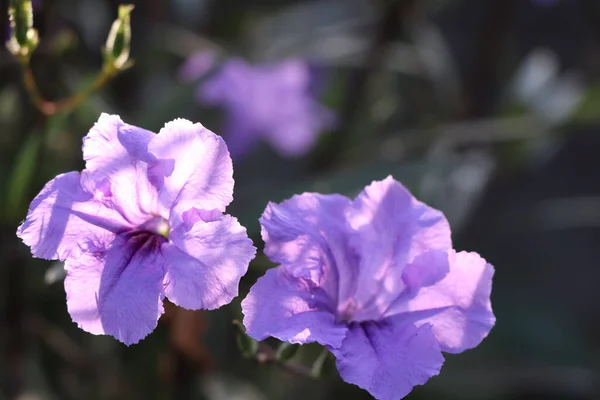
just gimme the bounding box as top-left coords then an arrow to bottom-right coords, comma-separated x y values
571,83 -> 600,123
233,321 -> 258,359
310,347 -> 331,379
4,132 -> 42,221
275,342 -> 300,362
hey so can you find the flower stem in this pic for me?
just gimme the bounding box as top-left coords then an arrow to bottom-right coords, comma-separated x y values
255,342 -> 315,379
19,58 -> 118,117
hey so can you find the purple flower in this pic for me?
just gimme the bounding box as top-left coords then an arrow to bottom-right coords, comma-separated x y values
18,114 -> 256,345
178,50 -> 217,82
531,0 -> 559,6
199,58 -> 335,160
242,177 -> 495,400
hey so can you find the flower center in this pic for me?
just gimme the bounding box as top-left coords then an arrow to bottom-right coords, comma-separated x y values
140,216 -> 170,239
336,299 -> 357,323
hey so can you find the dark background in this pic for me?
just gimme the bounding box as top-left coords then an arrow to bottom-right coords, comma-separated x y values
0,0 -> 599,399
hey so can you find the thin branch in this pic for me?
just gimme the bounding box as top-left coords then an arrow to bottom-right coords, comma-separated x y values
19,61 -> 119,116
255,342 -> 316,380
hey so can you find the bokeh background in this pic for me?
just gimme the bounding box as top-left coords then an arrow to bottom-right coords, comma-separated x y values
1,0 -> 600,399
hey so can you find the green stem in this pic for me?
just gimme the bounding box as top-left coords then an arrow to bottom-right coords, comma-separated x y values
310,347 -> 331,378
19,59 -> 118,117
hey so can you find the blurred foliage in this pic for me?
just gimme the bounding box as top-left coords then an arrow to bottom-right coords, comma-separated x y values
0,0 -> 600,399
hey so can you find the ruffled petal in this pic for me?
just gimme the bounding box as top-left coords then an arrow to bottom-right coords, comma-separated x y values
148,119 -> 234,218
260,193 -> 354,307
392,251 -> 496,353
163,211 -> 255,310
344,176 -> 452,320
81,113 -> 161,224
17,172 -> 128,261
242,267 -> 348,347
332,319 -> 444,400
64,234 -> 166,345
82,113 -> 155,173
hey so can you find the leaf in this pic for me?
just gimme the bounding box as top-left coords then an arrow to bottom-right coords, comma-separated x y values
275,342 -> 299,362
4,132 -> 42,221
233,320 -> 258,359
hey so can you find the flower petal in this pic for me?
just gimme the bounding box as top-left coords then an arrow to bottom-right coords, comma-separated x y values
344,176 -> 452,320
178,51 -> 216,82
83,113 -> 155,175
17,171 -> 128,261
163,212 -> 255,310
242,267 -> 348,347
260,193 -> 354,307
81,114 -> 161,224
220,113 -> 259,160
64,234 -> 166,345
393,251 -> 496,353
332,319 -> 444,400
199,58 -> 333,159
148,119 -> 234,217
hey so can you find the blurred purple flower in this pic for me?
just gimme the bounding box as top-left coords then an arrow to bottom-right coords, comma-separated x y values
199,58 -> 336,160
178,50 -> 217,82
18,114 -> 256,345
531,0 -> 559,6
242,177 -> 495,400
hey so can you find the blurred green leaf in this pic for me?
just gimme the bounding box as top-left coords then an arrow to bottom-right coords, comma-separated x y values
275,342 -> 299,362
0,86 -> 21,123
4,132 -> 42,220
571,83 -> 600,123
234,320 -> 259,359
310,348 -> 332,379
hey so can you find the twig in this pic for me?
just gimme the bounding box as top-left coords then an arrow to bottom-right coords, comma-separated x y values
255,342 -> 316,380
19,60 -> 118,116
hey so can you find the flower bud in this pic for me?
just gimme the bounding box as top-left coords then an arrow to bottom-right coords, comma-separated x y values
103,4 -> 134,71
6,0 -> 39,61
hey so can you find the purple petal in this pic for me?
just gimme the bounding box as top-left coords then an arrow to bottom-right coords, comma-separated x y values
64,234 -> 166,345
199,58 -> 334,159
392,251 -> 496,353
531,0 -> 559,7
162,213 -> 255,310
17,171 -> 128,261
82,113 -> 161,224
267,121 -> 323,158
260,193 -> 354,306
148,119 -> 234,219
83,113 -> 155,174
242,267 -> 348,347
401,250 -> 450,297
332,320 -> 444,400
199,58 -> 251,105
178,51 -> 216,82
344,176 -> 451,321
219,113 -> 258,161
